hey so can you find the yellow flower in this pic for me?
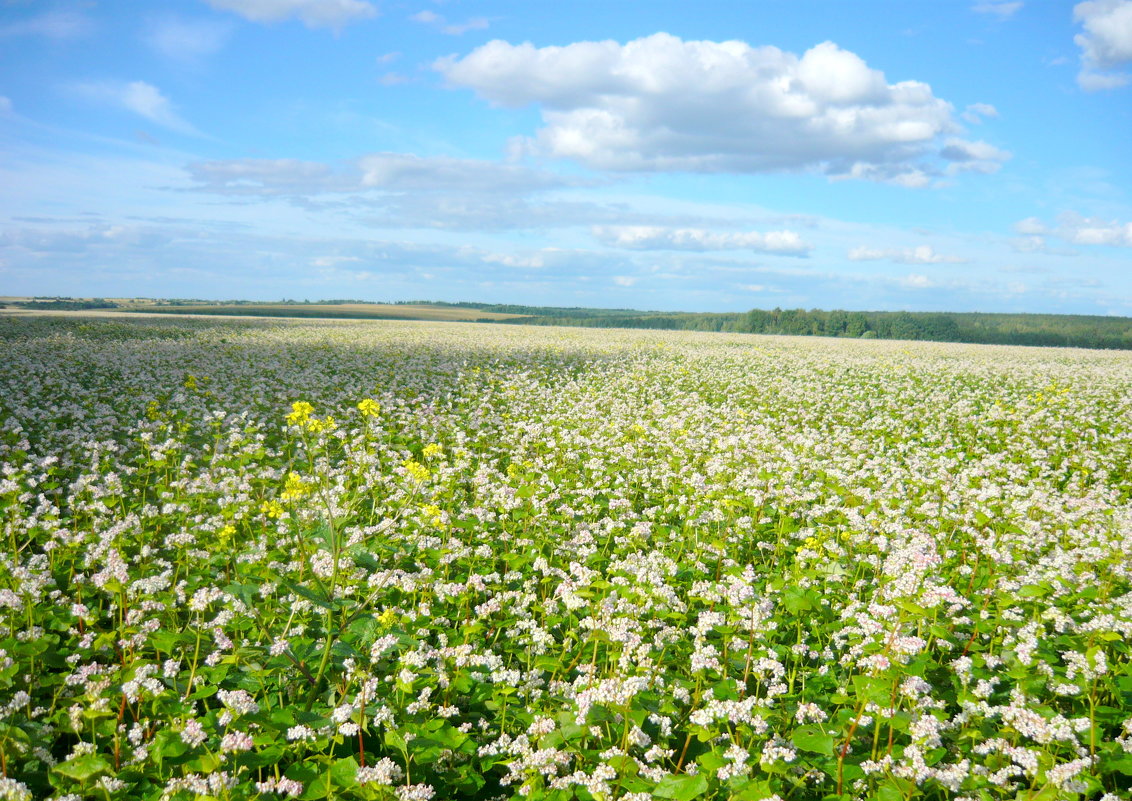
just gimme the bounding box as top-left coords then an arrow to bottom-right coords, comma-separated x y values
377,608 -> 397,627
421,503 -> 446,528
422,443 -> 444,460
357,398 -> 381,417
183,374 -> 198,390
218,523 -> 236,543
281,472 -> 310,501
260,500 -> 285,519
402,459 -> 430,483
305,415 -> 335,434
286,401 -> 314,426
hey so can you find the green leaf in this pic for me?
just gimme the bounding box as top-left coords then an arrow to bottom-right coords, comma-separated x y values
330,756 -> 359,787
282,579 -> 337,611
654,772 -> 710,801
53,754 -> 112,781
299,770 -> 332,800
792,724 -> 835,756
872,785 -> 903,801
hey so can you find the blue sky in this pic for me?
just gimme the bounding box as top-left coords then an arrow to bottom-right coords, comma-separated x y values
1,0 -> 1130,314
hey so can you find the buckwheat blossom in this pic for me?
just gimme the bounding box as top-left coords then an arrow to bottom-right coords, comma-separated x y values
356,757 -> 404,785
0,779 -> 32,801
255,777 -> 304,796
2,317 -> 1130,801
180,719 -> 207,747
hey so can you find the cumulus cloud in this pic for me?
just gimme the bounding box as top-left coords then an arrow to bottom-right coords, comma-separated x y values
848,245 -> 969,264
1074,0 -> 1132,90
204,0 -> 377,29
0,9 -> 93,40
73,81 -> 201,136
435,33 -> 1002,185
972,2 -> 1023,19
145,15 -> 233,62
592,225 -> 811,255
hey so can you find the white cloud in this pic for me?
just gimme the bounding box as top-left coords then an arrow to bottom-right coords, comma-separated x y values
73,81 -> 202,136
204,0 -> 377,29
1013,216 -> 1049,235
1016,212 -> 1132,247
145,16 -> 233,62
1059,213 -> 1132,245
961,102 -> 999,123
1077,68 -> 1131,89
482,252 -> 546,269
358,153 -> 563,192
410,9 -> 488,35
436,34 -> 980,185
186,153 -> 569,196
848,245 -> 969,264
1074,0 -> 1132,90
938,137 -> 1012,174
972,2 -> 1023,19
593,226 -> 811,255
310,255 -> 363,267
612,276 -> 637,287
443,18 -> 489,36
0,96 -> 11,115
900,273 -> 937,288
0,9 -> 93,40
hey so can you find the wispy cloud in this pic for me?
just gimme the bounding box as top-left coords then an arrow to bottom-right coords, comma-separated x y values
848,245 -> 968,264
410,9 -> 489,35
972,2 -> 1023,19
593,225 -> 812,256
72,81 -> 203,136
1014,212 -> 1132,247
204,0 -> 377,30
0,9 -> 93,40
144,15 -> 233,63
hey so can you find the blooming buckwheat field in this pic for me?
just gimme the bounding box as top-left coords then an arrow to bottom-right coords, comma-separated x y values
1,315 -> 1130,801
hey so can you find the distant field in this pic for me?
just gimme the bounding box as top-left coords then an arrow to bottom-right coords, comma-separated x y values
121,302 -> 531,322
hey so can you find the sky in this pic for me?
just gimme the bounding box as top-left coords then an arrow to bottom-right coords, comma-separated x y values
1,0 -> 1130,315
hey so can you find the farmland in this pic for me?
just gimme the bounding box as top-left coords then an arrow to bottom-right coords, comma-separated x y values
1,315 -> 1130,801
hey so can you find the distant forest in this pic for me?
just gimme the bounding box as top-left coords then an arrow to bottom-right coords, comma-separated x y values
6,297 -> 1132,350
434,302 -> 1132,350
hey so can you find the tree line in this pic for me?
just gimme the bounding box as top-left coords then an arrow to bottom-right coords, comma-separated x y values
504,307 -> 1132,350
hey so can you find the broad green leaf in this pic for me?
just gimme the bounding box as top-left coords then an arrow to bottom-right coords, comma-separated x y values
654,772 -> 710,801
792,724 -> 835,756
